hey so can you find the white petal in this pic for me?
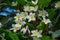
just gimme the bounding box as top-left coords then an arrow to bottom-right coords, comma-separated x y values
21,28 -> 27,34
13,30 -> 17,32
10,28 -> 13,30
28,29 -> 30,33
39,30 -> 42,33
31,30 -> 38,33
37,35 -> 42,38
47,19 -> 51,23
28,19 -> 31,22
31,34 -> 34,36
30,6 -> 34,10
12,24 -> 15,27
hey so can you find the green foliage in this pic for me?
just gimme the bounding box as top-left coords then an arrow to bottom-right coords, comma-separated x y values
0,29 -> 19,40
17,0 -> 26,6
16,32 -> 24,40
0,0 -> 60,40
41,35 -> 51,40
37,22 -> 45,30
33,37 -> 40,40
26,22 -> 35,30
27,1 -> 33,6
47,9 -> 55,20
52,30 -> 60,40
0,17 -> 9,24
38,0 -> 51,9
7,31 -> 19,40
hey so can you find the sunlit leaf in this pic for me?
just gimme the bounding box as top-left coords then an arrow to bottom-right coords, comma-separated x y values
38,0 -> 51,9
37,22 -> 45,30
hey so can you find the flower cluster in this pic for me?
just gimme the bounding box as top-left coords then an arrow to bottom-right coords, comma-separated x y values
10,0 -> 43,39
9,0 -> 60,39
0,0 -> 60,40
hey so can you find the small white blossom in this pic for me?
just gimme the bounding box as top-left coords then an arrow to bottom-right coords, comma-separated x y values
21,26 -> 30,34
55,2 -> 60,8
14,13 -> 23,22
24,5 -> 31,12
27,12 -> 36,22
42,18 -> 51,24
0,22 -> 2,28
30,5 -> 38,12
16,20 -> 26,27
10,24 -> 20,32
11,1 -> 18,6
21,12 -> 29,20
31,30 -> 42,38
32,0 -> 38,5
38,10 -> 48,18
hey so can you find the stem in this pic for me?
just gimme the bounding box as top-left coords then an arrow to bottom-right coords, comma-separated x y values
43,24 -> 49,35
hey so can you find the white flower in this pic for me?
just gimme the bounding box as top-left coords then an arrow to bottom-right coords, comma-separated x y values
16,20 -> 26,27
42,18 -> 51,24
10,24 -> 20,32
55,2 -> 60,8
21,26 -> 30,34
24,5 -> 30,12
0,22 -> 2,28
31,30 -> 42,38
30,5 -> 38,12
21,12 -> 29,20
14,13 -> 23,22
11,1 -> 18,6
27,12 -> 36,22
38,10 -> 48,18
32,0 -> 38,5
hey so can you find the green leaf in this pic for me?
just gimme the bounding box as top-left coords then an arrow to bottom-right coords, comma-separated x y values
38,0 -> 51,9
7,31 -> 19,40
26,22 -> 35,30
27,2 -> 32,5
4,0 -> 9,4
37,22 -> 45,30
33,37 -> 40,40
0,17 -> 9,24
17,32 -> 24,38
47,9 -> 55,20
0,29 -> 19,40
17,32 -> 30,40
41,35 -> 51,40
52,30 -> 60,40
17,0 -> 26,6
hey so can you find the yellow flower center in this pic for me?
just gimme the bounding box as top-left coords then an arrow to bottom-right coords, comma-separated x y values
33,32 -> 38,36
17,15 -> 21,19
56,3 -> 60,7
24,14 -> 27,17
14,27 -> 18,30
26,6 -> 30,11
42,12 -> 45,16
18,22 -> 22,25
30,16 -> 34,19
